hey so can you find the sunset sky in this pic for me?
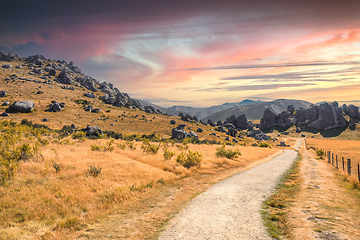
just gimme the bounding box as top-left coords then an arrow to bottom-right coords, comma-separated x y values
1,0 -> 360,107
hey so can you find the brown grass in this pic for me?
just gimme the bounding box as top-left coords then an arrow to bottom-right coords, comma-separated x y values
0,136 -> 278,239
306,138 -> 360,181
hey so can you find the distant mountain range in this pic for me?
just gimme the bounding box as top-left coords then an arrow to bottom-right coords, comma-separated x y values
136,99 -> 262,119
137,98 -> 312,121
203,99 -> 312,121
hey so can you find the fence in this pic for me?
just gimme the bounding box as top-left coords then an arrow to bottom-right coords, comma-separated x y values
305,140 -> 360,182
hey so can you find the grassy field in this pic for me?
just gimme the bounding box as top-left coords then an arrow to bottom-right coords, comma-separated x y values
0,120 -> 278,239
306,138 -> 360,181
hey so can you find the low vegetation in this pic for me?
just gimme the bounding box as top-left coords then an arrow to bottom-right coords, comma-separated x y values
215,144 -> 241,159
262,154 -> 302,239
176,150 -> 203,168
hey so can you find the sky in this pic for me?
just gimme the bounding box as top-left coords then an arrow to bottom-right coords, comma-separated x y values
1,0 -> 360,107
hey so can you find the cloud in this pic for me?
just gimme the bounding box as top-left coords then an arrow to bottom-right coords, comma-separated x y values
193,83 -> 316,92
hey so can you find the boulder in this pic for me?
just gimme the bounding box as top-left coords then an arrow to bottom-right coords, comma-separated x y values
296,127 -> 302,133
217,126 -> 227,133
82,125 -> 103,137
48,68 -> 56,76
347,105 -> 359,119
232,138 -> 239,143
48,102 -> 62,112
196,128 -> 203,133
225,136 -> 230,141
235,114 -> 249,129
227,128 -> 238,137
247,129 -> 270,141
2,64 -> 12,68
91,108 -> 101,113
287,105 -> 295,115
259,108 -> 277,129
308,102 -> 347,130
295,105 -> 318,125
170,120 -> 176,125
277,111 -> 292,128
2,101 -> 9,106
0,91 -> 7,97
57,68 -> 73,84
1,112 -> 9,117
189,131 -> 198,138
171,124 -> 189,139
85,105 -> 93,111
8,101 -> 34,113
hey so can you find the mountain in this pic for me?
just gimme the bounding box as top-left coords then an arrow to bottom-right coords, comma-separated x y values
167,99 -> 262,119
204,99 -> 312,121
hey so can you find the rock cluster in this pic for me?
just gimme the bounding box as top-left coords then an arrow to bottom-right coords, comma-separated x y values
171,124 -> 199,140
81,125 -> 103,137
48,102 -> 65,112
224,114 -> 250,129
247,129 -> 270,141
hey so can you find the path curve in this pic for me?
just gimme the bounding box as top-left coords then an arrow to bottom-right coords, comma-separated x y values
160,148 -> 299,240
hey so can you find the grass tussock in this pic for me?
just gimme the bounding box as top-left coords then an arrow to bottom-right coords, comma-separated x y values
215,144 -> 241,159
176,150 -> 202,169
262,154 -> 302,239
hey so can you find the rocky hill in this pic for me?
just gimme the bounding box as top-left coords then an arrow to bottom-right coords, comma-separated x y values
167,99 -> 261,119
204,99 -> 312,121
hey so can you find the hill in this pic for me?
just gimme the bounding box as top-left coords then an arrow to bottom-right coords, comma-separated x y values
167,99 -> 261,119
204,99 -> 312,121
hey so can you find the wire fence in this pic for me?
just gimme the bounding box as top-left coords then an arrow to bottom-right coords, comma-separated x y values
305,140 -> 360,182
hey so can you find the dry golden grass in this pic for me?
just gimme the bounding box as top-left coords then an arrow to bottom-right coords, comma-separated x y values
0,136 -> 277,239
306,138 -> 360,180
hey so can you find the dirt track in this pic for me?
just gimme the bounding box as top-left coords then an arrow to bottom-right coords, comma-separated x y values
160,148 -> 299,240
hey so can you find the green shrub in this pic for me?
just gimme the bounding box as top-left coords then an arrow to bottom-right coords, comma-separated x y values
87,165 -> 102,177
117,142 -> 127,150
316,149 -> 325,159
72,131 -> 86,141
259,142 -> 272,148
141,142 -> 160,154
163,146 -> 175,160
215,145 -> 241,159
176,150 -> 202,169
91,144 -> 102,151
127,141 -> 136,150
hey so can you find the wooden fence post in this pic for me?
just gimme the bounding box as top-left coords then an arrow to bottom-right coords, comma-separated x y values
358,164 -> 360,182
328,151 -> 331,163
336,155 -> 338,168
332,153 -> 334,165
348,159 -> 351,176
342,157 -> 345,171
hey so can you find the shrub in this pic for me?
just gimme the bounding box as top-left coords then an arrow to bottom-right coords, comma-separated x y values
176,150 -> 202,169
87,165 -> 102,177
259,142 -> 272,148
127,141 -> 136,150
163,146 -> 175,160
53,162 -> 62,173
141,142 -> 160,154
91,144 -> 102,151
316,149 -> 325,159
103,139 -> 114,152
118,142 -> 127,150
215,145 -> 241,159
72,131 -> 86,141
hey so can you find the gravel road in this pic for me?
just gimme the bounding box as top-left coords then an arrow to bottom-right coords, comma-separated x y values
160,148 -> 299,240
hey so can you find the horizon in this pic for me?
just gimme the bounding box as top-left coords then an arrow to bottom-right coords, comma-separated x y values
1,1 -> 360,107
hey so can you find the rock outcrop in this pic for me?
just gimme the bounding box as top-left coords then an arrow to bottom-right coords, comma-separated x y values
8,101 -> 34,113
307,102 -> 347,130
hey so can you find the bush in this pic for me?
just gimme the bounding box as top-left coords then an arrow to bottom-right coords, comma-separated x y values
126,141 -> 136,150
163,146 -> 175,160
316,149 -> 325,159
259,142 -> 272,148
118,142 -> 127,150
72,131 -> 86,141
215,145 -> 241,159
87,165 -> 102,177
141,142 -> 160,154
91,144 -> 102,151
176,150 -> 202,169
53,162 -> 62,173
